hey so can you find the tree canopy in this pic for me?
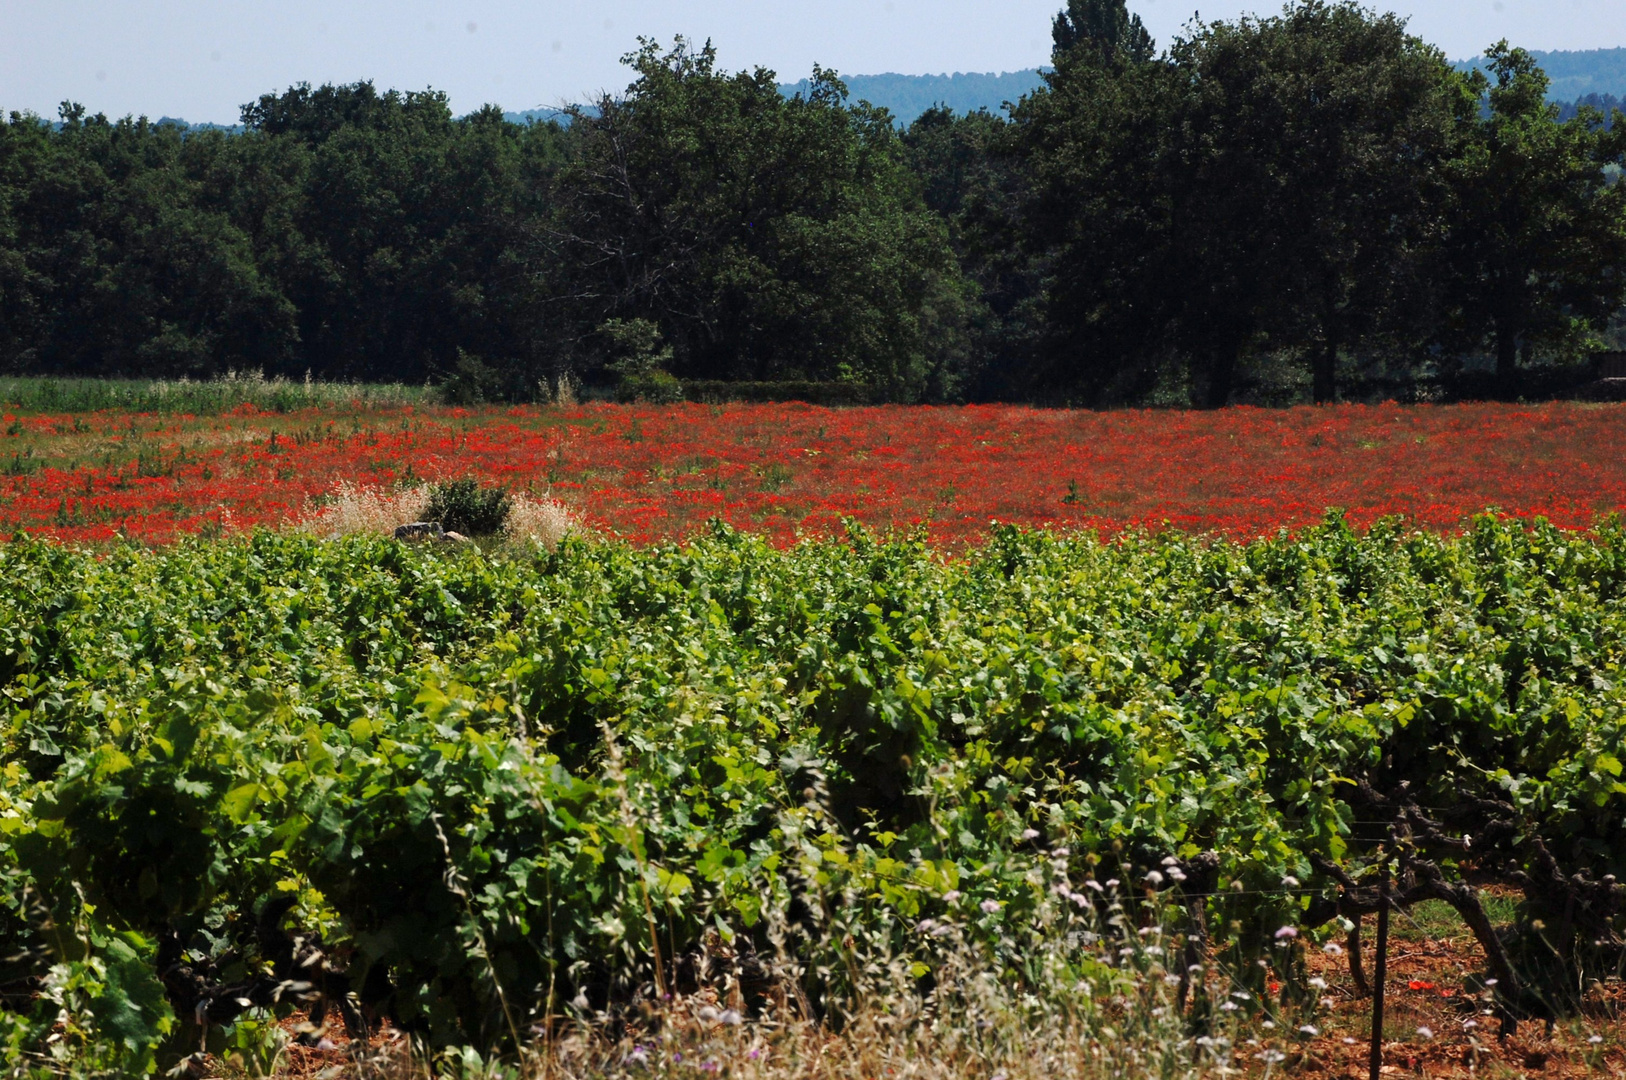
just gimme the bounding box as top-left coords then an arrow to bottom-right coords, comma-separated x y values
3,4 -> 1626,405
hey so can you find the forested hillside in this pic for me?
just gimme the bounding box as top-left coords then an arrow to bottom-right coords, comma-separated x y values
4,0 -> 1626,407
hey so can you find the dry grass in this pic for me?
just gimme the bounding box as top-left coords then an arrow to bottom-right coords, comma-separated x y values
504,492 -> 577,548
205,870 -> 1625,1080
297,482 -> 577,548
317,998 -> 1219,1080
300,482 -> 433,539
247,904 -> 1243,1080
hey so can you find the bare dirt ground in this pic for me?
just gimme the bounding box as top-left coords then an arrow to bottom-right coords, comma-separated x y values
1285,899 -> 1623,1079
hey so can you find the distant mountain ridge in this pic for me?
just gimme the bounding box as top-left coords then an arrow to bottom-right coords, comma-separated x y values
806,48 -> 1626,124
778,70 -> 1047,122
122,47 -> 1626,133
1453,47 -> 1626,101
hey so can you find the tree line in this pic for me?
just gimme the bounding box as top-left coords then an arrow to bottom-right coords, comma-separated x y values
3,0 -> 1625,406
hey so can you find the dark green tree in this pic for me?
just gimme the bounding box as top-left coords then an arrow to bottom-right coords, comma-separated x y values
1165,1 -> 1468,404
900,107 -> 1042,400
1052,0 -> 1155,64
1,106 -> 296,376
0,111 -> 54,369
239,83 -> 566,386
1437,43 -> 1626,387
1012,6 -> 1175,403
1017,0 -> 1465,406
551,39 -> 971,400
0,88 -> 563,386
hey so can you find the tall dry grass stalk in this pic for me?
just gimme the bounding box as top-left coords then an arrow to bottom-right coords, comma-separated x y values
301,482 -> 433,539
505,493 -> 577,547
336,947 -> 1238,1080
330,887 -> 1253,1080
554,372 -> 579,408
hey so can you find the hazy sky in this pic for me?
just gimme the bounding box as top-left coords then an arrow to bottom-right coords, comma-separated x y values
4,1 -> 1624,124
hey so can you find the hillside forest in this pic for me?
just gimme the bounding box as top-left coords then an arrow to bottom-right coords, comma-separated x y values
4,0 -> 1626,407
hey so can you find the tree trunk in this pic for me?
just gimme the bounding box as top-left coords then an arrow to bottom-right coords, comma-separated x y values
1313,334 -> 1337,405
1495,323 -> 1520,390
1204,345 -> 1237,409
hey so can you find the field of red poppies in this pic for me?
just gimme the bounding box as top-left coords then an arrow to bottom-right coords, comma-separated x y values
3,399 -> 1625,545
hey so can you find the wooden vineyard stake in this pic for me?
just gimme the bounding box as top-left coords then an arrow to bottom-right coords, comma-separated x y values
1369,849 -> 1391,1080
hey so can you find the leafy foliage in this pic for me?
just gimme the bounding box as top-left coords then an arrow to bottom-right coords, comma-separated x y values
601,318 -> 684,404
554,39 -> 970,400
1,518 -> 1623,1068
424,478 -> 514,536
1436,43 -> 1626,380
4,5 -> 1626,403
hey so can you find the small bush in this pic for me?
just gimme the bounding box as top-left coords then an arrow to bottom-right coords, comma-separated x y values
438,350 -> 502,406
425,478 -> 513,536
615,368 -> 685,404
601,318 -> 685,403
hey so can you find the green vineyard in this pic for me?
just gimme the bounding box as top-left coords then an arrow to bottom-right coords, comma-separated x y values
2,517 -> 1623,1073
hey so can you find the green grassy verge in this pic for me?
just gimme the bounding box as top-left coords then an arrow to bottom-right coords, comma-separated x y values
0,374 -> 431,415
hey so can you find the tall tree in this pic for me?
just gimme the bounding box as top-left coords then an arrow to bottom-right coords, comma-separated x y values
1052,0 -> 1155,64
1165,1 -> 1468,404
900,107 -> 1042,400
2,107 -> 296,376
1438,43 -> 1626,387
0,111 -> 53,369
552,39 -> 971,400
1012,36 -> 1176,403
237,82 -> 563,385
1018,0 -> 1464,406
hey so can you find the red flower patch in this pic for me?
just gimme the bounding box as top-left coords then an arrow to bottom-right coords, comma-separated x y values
4,401 -> 1626,545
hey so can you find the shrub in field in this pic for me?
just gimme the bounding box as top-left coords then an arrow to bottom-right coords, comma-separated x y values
424,478 -> 514,536
1,518 -> 1623,1070
301,482 -> 573,546
602,318 -> 685,405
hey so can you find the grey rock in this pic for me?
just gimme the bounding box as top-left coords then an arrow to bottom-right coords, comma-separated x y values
394,521 -> 445,541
